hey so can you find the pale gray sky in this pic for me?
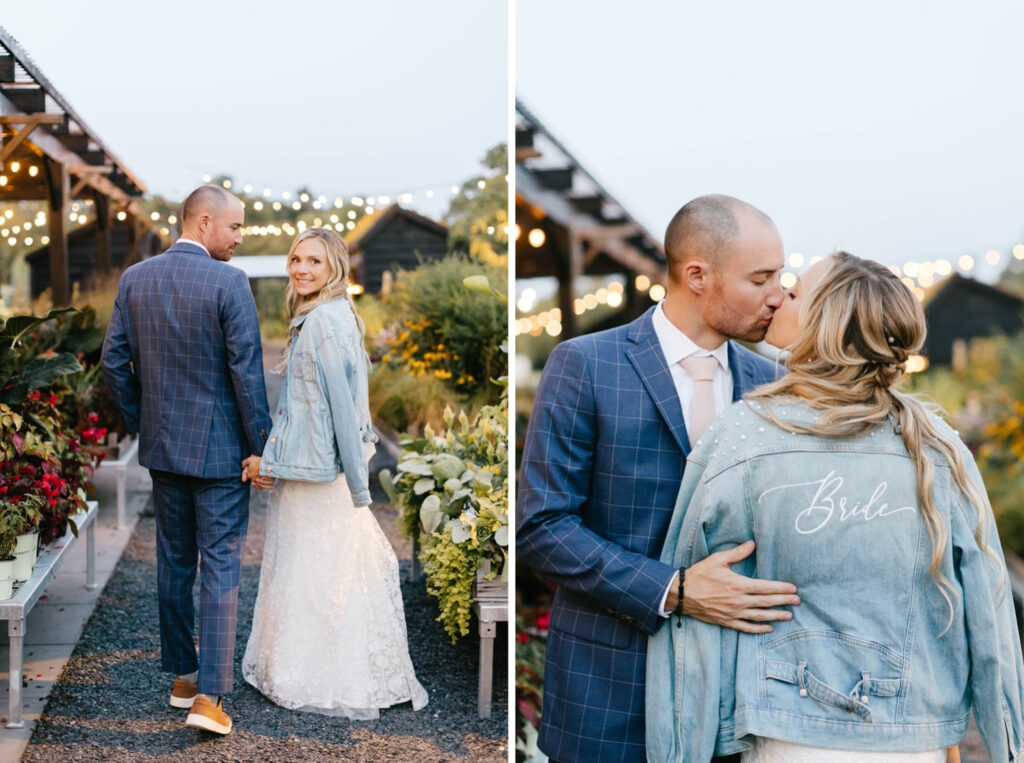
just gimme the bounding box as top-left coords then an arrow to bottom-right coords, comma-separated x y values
3,1 -> 507,216
517,1 -> 1024,283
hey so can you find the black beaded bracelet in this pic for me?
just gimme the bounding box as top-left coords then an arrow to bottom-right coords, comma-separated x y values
674,566 -> 685,628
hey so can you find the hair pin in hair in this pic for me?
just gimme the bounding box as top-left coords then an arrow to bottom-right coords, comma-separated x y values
887,335 -> 895,345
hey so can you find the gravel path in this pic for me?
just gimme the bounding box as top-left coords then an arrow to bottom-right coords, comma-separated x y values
22,488 -> 508,761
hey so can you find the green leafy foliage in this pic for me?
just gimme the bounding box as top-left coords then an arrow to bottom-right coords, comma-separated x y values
445,144 -> 508,266
379,394 -> 508,642
0,308 -> 82,404
381,255 -> 507,403
907,330 -> 1024,556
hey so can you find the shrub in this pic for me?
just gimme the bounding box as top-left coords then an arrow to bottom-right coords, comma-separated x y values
380,393 -> 508,642
382,255 -> 507,403
908,331 -> 1024,556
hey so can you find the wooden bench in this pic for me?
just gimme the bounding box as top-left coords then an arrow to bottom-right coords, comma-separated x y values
0,502 -> 97,728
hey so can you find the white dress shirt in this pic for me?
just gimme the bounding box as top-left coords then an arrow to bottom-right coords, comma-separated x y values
651,303 -> 732,445
651,302 -> 733,617
176,237 -> 210,257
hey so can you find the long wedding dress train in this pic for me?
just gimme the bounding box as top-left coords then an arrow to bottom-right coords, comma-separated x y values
242,476 -> 428,719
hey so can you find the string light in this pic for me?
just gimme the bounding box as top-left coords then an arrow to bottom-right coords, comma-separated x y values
527,228 -> 545,247
515,281 -> 628,337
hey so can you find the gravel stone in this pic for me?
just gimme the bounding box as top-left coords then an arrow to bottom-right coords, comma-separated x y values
23,487 -> 508,761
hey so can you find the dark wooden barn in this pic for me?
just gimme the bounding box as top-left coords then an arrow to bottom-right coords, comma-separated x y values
345,204 -> 449,294
516,99 -> 666,341
923,274 -> 1024,367
25,221 -> 163,297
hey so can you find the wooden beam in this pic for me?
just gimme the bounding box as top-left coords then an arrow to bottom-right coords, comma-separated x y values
69,165 -> 114,197
577,223 -> 641,243
44,156 -> 70,306
533,167 -> 574,191
0,114 -> 64,164
94,192 -> 112,274
124,211 -> 141,267
0,86 -> 44,114
0,92 -> 142,205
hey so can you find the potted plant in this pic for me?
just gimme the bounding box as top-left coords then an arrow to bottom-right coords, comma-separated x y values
0,492 -> 42,589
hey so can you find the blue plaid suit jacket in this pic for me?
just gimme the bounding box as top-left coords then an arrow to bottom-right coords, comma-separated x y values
517,306 -> 778,763
101,242 -> 272,479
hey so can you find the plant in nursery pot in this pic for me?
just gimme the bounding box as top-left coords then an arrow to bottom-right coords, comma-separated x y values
0,492 -> 43,593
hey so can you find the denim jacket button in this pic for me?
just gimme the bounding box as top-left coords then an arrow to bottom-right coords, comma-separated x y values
799,689 -> 807,697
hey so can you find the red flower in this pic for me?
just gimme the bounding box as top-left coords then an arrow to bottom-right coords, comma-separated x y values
517,631 -> 530,644
536,611 -> 550,631
48,395 -> 58,406
29,391 -> 40,400
87,412 -> 99,425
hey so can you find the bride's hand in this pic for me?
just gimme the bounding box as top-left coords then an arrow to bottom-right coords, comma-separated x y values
243,455 -> 262,479
241,455 -> 264,482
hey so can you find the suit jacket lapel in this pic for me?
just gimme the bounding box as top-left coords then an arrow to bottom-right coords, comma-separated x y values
625,308 -> 691,454
728,341 -> 754,401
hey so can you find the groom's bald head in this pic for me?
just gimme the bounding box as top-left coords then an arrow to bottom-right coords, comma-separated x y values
664,194 -> 775,281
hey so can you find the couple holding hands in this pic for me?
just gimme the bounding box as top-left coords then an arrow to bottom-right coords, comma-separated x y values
518,195 -> 1024,762
101,185 -> 427,735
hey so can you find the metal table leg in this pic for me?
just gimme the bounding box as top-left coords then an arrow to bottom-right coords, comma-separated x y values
86,518 -> 97,591
477,616 -> 496,718
7,617 -> 24,728
116,465 -> 126,530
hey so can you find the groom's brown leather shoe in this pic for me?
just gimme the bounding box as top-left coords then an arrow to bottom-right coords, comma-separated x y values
169,678 -> 198,708
185,695 -> 232,735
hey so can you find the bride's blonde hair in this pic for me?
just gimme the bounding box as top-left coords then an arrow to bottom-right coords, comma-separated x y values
278,228 -> 367,373
748,252 -> 998,630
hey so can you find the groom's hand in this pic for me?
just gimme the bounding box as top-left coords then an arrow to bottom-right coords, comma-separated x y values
672,541 -> 800,634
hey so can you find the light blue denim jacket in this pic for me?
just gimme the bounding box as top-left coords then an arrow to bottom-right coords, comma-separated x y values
647,399 -> 1024,762
259,298 -> 377,505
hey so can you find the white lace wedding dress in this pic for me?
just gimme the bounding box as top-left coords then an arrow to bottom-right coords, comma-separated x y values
242,475 -> 428,719
743,738 -> 945,762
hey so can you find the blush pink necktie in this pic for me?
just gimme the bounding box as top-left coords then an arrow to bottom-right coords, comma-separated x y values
680,354 -> 719,443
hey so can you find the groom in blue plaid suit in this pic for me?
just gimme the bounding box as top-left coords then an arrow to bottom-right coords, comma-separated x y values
102,185 -> 272,735
518,195 -> 802,762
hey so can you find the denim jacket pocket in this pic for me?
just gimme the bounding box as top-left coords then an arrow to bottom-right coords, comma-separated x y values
290,351 -> 319,404
763,631 -> 903,725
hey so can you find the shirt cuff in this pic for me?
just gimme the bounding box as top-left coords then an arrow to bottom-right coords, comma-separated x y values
658,571 -> 680,618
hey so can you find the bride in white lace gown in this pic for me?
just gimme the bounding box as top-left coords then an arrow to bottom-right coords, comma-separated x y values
241,228 -> 427,719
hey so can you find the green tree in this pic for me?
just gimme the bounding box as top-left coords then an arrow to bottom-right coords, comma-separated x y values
445,144 -> 508,266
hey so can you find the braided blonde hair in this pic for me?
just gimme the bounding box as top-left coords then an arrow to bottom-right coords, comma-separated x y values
748,252 -> 998,631
277,228 -> 367,373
